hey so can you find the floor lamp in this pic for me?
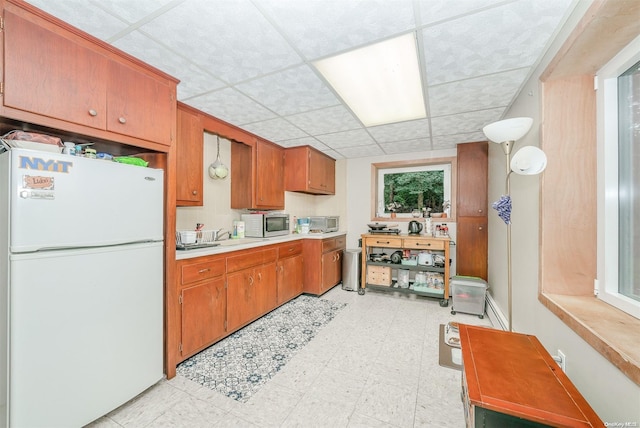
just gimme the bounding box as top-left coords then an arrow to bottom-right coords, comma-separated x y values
482,117 -> 547,332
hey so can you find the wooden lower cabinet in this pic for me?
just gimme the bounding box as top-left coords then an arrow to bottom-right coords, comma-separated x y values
173,237 -> 339,372
177,255 -> 227,358
456,217 -> 488,280
303,235 -> 346,295
277,241 -> 304,305
180,278 -> 226,357
226,262 -> 277,332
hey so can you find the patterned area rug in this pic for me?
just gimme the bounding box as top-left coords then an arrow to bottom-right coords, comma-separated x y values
177,295 -> 347,402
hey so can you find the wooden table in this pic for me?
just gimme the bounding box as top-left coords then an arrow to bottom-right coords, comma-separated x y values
459,324 -> 604,427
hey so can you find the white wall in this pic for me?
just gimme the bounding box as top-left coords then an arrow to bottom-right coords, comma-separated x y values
176,132 -> 347,234
345,149 -> 457,258
487,0 -> 640,422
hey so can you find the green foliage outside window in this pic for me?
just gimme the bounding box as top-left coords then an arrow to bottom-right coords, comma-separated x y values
383,171 -> 444,213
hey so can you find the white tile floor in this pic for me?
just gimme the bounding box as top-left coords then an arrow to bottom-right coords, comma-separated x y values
87,286 -> 492,428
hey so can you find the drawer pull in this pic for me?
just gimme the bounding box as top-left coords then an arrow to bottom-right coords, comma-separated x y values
198,268 -> 210,274
376,240 -> 390,245
479,226 -> 483,230
192,190 -> 198,195
288,248 -> 294,252
118,116 -> 127,124
88,109 -> 98,117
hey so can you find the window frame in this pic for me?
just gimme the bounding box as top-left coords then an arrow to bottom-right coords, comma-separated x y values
596,33 -> 640,319
370,157 -> 457,222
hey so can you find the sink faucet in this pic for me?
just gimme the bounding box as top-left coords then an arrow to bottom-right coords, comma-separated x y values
214,230 -> 230,241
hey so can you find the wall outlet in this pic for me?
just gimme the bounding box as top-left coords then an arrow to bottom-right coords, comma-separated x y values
557,350 -> 566,372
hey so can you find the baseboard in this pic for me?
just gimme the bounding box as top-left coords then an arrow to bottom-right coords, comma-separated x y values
486,292 -> 507,331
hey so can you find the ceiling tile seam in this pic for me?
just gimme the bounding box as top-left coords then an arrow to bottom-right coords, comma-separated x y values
412,2 -> 435,152
100,0 -> 187,44
426,65 -> 532,90
416,0 -> 520,31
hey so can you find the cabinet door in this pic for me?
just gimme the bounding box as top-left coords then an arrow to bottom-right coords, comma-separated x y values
181,278 -> 226,357
255,141 -> 284,208
176,106 -> 203,206
3,10 -> 108,129
456,217 -> 488,280
308,149 -> 335,194
226,268 -> 256,332
107,60 -> 174,145
321,249 -> 342,293
277,254 -> 304,305
254,262 -> 278,315
457,142 -> 488,217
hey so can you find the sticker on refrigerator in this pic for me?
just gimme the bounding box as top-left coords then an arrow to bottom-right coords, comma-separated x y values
23,175 -> 54,190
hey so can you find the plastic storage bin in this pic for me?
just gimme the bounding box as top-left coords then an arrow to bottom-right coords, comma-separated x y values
342,248 -> 361,292
450,276 -> 488,318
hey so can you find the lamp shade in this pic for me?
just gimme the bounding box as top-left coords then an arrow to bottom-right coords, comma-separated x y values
510,146 -> 547,175
482,117 -> 533,143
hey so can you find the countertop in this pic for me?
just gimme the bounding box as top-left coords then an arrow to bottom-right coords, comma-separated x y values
175,231 -> 347,260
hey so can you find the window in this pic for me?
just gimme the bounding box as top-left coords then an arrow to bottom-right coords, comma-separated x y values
371,158 -> 455,220
597,34 -> 640,319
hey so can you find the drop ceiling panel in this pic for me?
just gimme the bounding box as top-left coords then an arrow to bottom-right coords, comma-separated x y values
258,0 -> 417,59
286,106 -> 361,136
21,0 -> 577,158
235,65 -> 339,116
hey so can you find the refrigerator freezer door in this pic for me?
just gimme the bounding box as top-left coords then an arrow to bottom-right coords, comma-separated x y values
9,148 -> 163,253
8,242 -> 163,428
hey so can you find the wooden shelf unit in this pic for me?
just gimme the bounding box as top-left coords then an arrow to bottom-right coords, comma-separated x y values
360,233 -> 451,306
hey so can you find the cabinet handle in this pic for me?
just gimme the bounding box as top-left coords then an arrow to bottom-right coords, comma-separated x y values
198,268 -> 210,274
258,272 -> 262,281
478,209 -> 483,213
192,190 -> 198,195
376,240 -> 390,245
118,117 -> 127,124
478,226 -> 483,230
415,242 -> 431,247
288,248 -> 294,252
336,253 -> 340,261
248,276 -> 254,286
88,109 -> 98,117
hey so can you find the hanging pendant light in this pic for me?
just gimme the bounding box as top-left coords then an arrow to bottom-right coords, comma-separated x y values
208,135 -> 229,179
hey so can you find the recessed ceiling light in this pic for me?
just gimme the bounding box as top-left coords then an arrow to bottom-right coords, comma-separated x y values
314,33 -> 426,127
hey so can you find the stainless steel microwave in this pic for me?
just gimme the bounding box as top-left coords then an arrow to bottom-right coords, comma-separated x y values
241,213 -> 290,238
309,216 -> 339,233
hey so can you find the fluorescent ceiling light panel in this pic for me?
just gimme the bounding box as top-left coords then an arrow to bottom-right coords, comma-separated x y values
314,33 -> 426,127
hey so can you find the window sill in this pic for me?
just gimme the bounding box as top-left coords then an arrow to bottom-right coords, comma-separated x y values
539,292 -> 640,386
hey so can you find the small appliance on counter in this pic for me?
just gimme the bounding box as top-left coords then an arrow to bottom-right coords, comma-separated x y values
309,216 -> 339,233
367,223 -> 401,235
241,212 -> 289,237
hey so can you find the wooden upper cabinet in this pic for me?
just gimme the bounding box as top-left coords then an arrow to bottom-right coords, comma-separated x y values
176,104 -> 203,206
1,1 -> 177,149
106,60 -> 175,145
285,146 -> 336,195
231,139 -> 285,210
256,140 -> 285,208
457,141 -> 489,217
3,9 -> 108,129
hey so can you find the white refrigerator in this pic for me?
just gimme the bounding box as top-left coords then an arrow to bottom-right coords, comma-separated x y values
0,147 -> 164,427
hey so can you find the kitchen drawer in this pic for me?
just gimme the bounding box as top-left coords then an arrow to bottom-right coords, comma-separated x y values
226,247 -> 278,273
367,237 -> 403,248
335,235 -> 346,249
322,238 -> 336,253
278,241 -> 302,258
403,238 -> 445,250
180,257 -> 225,286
